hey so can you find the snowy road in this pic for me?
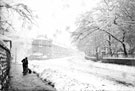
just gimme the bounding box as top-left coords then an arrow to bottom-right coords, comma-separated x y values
29,56 -> 135,91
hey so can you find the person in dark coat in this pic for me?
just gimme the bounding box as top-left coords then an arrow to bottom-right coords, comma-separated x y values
21,57 -> 28,74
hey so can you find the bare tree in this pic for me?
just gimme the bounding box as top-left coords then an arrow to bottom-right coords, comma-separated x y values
72,0 -> 135,57
0,0 -> 35,35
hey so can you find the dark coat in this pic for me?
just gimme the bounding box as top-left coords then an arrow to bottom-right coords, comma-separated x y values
22,57 -> 28,67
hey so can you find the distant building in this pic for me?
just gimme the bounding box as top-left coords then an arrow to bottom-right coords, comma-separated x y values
29,37 -> 74,60
30,37 -> 52,59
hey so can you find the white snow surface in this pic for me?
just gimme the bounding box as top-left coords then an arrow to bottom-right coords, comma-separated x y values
9,63 -> 56,91
29,56 -> 135,91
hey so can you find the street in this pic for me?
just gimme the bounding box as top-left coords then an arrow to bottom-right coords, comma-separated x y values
29,56 -> 135,91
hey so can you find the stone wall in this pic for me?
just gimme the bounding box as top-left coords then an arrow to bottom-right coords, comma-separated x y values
0,43 -> 11,91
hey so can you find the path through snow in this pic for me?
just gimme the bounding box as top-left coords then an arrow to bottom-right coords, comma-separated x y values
9,63 -> 56,91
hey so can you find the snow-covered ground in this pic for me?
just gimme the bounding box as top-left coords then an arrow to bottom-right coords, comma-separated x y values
9,63 -> 56,91
29,56 -> 135,91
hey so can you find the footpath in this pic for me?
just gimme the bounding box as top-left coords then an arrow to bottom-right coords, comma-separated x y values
8,62 -> 56,91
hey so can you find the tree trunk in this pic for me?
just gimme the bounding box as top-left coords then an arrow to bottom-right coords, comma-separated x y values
95,47 -> 99,60
108,35 -> 113,56
121,30 -> 128,57
122,43 -> 128,57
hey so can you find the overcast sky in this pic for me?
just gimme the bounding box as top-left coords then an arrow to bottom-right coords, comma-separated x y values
13,0 -> 100,47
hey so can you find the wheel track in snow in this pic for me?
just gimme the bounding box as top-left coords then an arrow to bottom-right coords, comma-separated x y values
67,57 -> 135,87
29,56 -> 135,91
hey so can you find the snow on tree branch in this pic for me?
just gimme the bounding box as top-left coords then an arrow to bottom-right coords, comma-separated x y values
0,1 -> 35,34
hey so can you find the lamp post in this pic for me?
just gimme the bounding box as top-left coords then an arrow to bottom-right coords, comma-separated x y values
15,47 -> 17,63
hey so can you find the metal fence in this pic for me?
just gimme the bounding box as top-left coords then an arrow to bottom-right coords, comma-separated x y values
0,43 -> 11,91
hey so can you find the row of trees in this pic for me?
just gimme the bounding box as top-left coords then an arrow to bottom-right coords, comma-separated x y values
72,0 -> 135,57
0,0 -> 34,35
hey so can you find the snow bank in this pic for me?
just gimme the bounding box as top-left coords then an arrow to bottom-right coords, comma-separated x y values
29,66 -> 97,91
29,57 -> 135,91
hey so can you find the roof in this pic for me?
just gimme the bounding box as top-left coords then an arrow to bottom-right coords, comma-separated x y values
0,34 -> 11,51
0,39 -> 10,51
